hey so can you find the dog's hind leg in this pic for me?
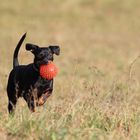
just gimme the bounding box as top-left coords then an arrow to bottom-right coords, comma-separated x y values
8,96 -> 17,114
7,81 -> 18,114
7,70 -> 19,114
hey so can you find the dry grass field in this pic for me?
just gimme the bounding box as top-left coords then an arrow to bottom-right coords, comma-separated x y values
1,0 -> 140,139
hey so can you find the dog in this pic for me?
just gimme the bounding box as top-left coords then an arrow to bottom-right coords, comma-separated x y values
7,33 -> 60,113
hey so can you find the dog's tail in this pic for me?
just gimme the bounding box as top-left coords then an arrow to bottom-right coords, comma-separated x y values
13,33 -> 26,68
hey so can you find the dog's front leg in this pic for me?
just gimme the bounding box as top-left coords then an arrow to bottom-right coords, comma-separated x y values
37,80 -> 53,106
23,93 -> 35,112
37,90 -> 52,106
27,98 -> 35,112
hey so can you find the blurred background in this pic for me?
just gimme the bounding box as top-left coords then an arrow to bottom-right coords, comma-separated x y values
1,0 -> 140,78
1,0 -> 140,139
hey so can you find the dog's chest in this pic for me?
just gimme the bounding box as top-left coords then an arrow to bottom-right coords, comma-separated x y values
33,77 -> 51,94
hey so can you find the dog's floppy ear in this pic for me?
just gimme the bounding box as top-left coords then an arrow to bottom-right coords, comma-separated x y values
49,46 -> 60,55
26,43 -> 39,52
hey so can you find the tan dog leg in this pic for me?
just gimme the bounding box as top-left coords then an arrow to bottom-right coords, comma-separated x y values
37,92 -> 51,106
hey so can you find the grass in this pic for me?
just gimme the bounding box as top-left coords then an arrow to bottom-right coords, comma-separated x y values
1,0 -> 140,139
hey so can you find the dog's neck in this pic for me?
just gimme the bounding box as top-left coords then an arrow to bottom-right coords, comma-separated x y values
32,64 -> 50,81
33,64 -> 39,72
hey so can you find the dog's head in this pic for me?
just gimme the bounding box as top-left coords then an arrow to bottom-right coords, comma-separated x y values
26,43 -> 60,68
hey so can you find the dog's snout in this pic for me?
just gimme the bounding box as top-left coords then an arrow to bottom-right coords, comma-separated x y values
42,58 -> 49,65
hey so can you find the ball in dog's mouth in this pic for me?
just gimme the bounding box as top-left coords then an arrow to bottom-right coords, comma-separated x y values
39,62 -> 58,80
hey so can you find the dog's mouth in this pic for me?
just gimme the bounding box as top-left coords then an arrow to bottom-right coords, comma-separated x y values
35,59 -> 53,69
37,60 -> 50,66
42,60 -> 52,65
48,60 -> 53,63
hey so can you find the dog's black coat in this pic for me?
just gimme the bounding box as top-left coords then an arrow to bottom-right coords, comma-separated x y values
7,33 -> 60,113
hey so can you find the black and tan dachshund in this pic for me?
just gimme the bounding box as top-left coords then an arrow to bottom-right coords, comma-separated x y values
7,33 -> 60,113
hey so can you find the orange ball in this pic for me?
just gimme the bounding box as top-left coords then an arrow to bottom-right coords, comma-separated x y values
40,62 -> 58,80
